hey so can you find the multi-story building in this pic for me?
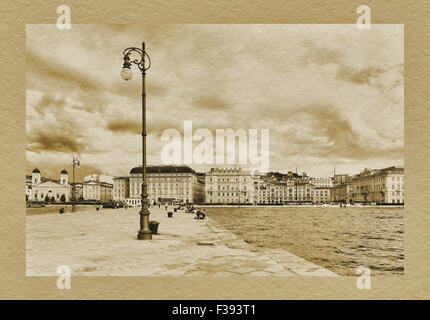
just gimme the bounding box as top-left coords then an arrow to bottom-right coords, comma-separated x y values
205,168 -> 252,204
352,166 -> 404,204
314,187 -> 331,204
283,179 -> 295,202
295,182 -> 315,203
268,182 -> 288,204
127,165 -> 205,206
253,180 -> 280,204
82,174 -> 113,202
113,177 -> 130,202
333,183 -> 353,203
253,172 -> 319,204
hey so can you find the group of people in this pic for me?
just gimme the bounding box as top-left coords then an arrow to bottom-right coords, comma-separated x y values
158,201 -> 206,220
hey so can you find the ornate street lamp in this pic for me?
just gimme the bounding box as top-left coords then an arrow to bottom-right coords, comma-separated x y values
71,156 -> 80,213
121,43 -> 152,240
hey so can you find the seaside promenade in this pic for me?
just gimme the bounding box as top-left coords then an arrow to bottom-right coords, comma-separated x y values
26,206 -> 338,277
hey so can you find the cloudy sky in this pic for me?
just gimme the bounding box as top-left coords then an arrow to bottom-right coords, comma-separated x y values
26,24 -> 403,180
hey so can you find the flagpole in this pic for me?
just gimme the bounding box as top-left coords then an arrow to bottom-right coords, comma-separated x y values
72,158 -> 75,213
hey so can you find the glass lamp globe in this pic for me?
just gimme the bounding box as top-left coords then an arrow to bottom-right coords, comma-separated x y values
121,68 -> 133,81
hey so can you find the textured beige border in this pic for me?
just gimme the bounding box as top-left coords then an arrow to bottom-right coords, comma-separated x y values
1,0 -> 429,299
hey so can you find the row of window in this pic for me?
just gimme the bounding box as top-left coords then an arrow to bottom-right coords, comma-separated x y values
208,177 -> 251,182
208,192 -> 249,197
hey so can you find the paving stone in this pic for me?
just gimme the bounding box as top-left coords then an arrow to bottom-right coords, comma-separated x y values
26,207 -> 337,277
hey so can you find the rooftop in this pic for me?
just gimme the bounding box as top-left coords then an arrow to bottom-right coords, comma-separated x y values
130,165 -> 197,175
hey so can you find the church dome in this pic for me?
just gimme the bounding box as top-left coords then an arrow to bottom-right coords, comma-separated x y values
61,169 -> 68,174
32,168 -> 40,174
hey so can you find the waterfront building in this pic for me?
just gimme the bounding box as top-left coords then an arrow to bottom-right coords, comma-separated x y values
253,180 -> 283,204
314,187 -> 331,204
205,167 -> 252,204
127,165 -> 205,206
29,168 -> 71,202
352,166 -> 404,204
295,182 -> 315,203
113,177 -> 130,202
252,173 -> 265,205
333,183 -> 353,203
267,182 -> 289,204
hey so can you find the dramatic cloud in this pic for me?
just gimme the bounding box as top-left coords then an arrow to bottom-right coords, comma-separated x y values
26,24 -> 404,178
27,131 -> 87,154
106,120 -> 141,134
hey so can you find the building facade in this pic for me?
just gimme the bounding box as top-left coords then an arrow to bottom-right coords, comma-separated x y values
127,165 -> 205,206
82,176 -> 113,202
113,177 -> 130,202
314,187 -> 331,204
205,168 -> 252,204
352,166 -> 404,204
295,182 -> 315,203
333,183 -> 353,203
28,168 -> 71,202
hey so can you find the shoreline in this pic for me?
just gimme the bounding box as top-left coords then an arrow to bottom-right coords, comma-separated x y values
200,204 -> 404,208
25,204 -> 404,216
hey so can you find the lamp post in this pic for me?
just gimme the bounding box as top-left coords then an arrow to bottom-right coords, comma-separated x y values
71,156 -> 80,213
121,43 -> 152,240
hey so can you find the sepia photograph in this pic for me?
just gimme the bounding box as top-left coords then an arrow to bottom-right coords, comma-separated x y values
25,24 -> 404,278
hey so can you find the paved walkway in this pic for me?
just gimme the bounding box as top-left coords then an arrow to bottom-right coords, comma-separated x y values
26,206 -> 338,277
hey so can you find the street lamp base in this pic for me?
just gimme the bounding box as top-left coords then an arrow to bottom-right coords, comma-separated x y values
137,230 -> 152,240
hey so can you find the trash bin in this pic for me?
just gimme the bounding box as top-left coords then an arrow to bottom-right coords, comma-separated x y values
167,212 -> 173,218
59,208 -> 65,214
96,207 -> 99,211
149,221 -> 159,234
174,208 -> 177,212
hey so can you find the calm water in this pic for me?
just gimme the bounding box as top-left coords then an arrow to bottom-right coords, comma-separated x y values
205,206 -> 404,276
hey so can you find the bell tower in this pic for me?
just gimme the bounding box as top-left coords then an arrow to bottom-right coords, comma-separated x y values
60,169 -> 69,185
32,167 -> 41,185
